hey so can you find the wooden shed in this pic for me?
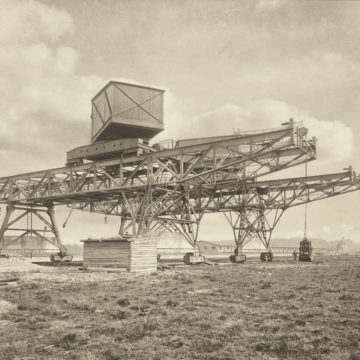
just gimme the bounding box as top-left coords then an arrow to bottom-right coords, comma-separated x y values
81,236 -> 157,273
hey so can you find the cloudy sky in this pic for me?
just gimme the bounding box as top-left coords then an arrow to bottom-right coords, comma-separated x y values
1,0 -> 360,244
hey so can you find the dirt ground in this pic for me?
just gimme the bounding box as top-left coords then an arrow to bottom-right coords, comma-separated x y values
0,256 -> 359,360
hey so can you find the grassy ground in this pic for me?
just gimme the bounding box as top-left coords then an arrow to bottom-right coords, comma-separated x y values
0,256 -> 359,360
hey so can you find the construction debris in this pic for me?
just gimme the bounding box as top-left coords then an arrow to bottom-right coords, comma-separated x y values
0,257 -> 41,272
0,272 -> 20,283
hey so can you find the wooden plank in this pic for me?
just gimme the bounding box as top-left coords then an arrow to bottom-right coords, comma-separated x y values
84,261 -> 129,267
130,236 -> 157,273
83,238 -> 131,270
83,236 -> 158,272
84,267 -> 128,272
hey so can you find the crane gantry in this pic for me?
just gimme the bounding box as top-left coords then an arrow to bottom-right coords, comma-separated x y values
0,81 -> 358,262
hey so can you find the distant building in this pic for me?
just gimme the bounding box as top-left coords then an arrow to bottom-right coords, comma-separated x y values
156,232 -> 193,250
156,232 -> 195,258
198,238 -> 267,255
198,240 -> 235,254
1,235 -> 58,254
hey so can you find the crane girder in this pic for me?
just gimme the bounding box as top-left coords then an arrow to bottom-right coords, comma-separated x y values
0,122 -> 314,206
2,121 -> 354,252
69,169 -> 359,217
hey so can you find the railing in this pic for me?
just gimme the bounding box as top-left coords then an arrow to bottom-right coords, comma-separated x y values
234,121 -> 303,136
155,139 -> 176,150
155,122 -> 304,151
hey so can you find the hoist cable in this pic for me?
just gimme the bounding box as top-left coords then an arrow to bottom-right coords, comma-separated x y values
304,156 -> 308,239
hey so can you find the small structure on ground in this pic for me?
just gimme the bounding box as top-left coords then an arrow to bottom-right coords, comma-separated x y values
81,235 -> 157,273
1,235 -> 59,257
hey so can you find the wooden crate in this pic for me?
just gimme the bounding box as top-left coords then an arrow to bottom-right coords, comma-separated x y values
130,236 -> 157,273
82,236 -> 157,273
82,239 -> 131,270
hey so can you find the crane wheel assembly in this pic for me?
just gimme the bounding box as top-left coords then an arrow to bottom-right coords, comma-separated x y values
50,251 -> 73,263
183,252 -> 206,265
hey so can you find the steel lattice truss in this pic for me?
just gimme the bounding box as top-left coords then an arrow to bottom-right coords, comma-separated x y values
71,169 -> 359,250
0,124 -> 312,205
220,169 -> 359,253
0,120 -> 358,254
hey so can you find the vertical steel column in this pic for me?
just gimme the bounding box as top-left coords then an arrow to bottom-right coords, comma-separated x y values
0,205 -> 15,251
46,205 -> 63,251
224,211 -> 256,256
0,204 -> 64,253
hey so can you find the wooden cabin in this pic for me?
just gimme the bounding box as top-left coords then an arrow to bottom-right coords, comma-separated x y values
82,236 -> 157,273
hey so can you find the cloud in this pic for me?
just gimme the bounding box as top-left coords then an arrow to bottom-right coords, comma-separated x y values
236,51 -> 360,98
0,0 -> 74,44
0,0 -> 355,178
0,0 -> 178,175
0,0 -> 105,174
256,0 -> 289,12
165,99 -> 353,169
